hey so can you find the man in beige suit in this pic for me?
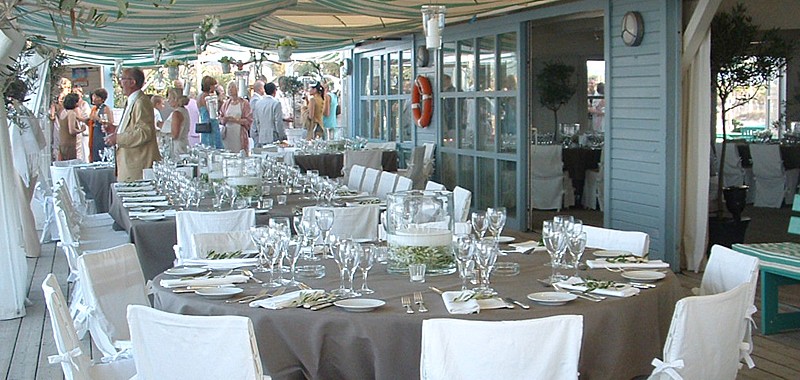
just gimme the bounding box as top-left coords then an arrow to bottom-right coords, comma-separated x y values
105,67 -> 161,181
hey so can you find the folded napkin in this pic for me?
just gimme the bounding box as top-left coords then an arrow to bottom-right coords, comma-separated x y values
160,274 -> 248,289
123,200 -> 169,208
250,289 -> 325,309
586,259 -> 670,269
442,291 -> 480,314
115,181 -> 153,188
129,209 -> 177,218
122,195 -> 166,202
117,190 -> 157,197
181,258 -> 259,270
555,276 -> 640,298
506,240 -> 546,254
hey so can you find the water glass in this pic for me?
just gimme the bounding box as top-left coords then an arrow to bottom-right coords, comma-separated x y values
277,194 -> 288,205
357,245 -> 376,294
568,231 -> 587,277
409,263 -> 426,283
471,211 -> 488,240
452,234 -> 475,291
487,207 -> 507,242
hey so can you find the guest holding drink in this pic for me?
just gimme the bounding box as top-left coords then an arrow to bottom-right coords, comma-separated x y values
87,88 -> 114,162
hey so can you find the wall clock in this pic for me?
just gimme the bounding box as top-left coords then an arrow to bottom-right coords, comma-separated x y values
621,11 -> 644,47
416,46 -> 430,67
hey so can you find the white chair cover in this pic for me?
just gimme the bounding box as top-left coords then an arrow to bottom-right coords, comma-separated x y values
453,186 -> 472,223
364,141 -> 396,150
750,144 -> 800,208
402,146 -> 427,189
421,315 -> 583,380
127,305 -> 267,380
346,165 -> 366,191
531,145 -> 565,210
77,244 -> 150,360
583,225 -> 650,256
42,274 -> 136,380
425,181 -> 446,191
422,143 -> 436,180
648,284 -> 751,380
303,205 -> 380,241
342,150 -> 383,179
192,231 -> 257,259
716,143 -> 745,188
375,171 -> 399,200
175,209 -> 256,262
395,175 -> 413,192
698,245 -> 760,368
361,168 -> 381,194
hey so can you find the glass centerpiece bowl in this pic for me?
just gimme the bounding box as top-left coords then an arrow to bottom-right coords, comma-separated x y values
223,156 -> 263,203
386,190 -> 455,275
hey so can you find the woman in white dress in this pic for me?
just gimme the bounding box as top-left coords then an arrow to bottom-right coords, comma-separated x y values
219,81 -> 253,153
165,88 -> 191,157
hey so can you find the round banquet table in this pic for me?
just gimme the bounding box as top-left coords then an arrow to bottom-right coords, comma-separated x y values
153,248 -> 686,380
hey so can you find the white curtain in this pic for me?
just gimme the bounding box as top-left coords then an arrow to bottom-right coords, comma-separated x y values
0,26 -> 29,320
681,31 -> 712,272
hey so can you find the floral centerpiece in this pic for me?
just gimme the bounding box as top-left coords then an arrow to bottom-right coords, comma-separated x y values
276,36 -> 297,62
164,59 -> 183,79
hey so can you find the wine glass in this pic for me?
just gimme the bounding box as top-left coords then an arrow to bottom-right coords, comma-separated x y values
543,221 -> 568,285
261,231 -> 284,287
567,231 -> 587,278
357,245 -> 376,295
487,207 -> 507,242
283,238 -> 302,286
249,226 -> 270,275
452,234 -> 475,291
315,208 -> 335,258
331,238 -> 355,296
269,218 -> 291,283
474,239 -> 498,295
301,213 -> 320,261
471,211 -> 488,240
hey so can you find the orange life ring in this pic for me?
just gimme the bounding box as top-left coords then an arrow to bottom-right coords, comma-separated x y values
411,75 -> 433,128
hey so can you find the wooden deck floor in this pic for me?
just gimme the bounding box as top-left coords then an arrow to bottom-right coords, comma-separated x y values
2,240 -> 799,379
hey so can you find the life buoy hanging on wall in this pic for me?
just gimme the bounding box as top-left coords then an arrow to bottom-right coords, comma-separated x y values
411,75 -> 433,128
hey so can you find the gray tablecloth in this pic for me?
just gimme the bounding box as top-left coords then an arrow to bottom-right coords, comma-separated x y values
75,166 -> 116,213
153,245 -> 685,380
294,150 -> 398,178
108,186 -> 316,280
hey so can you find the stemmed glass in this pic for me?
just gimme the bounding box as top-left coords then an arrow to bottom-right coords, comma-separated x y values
567,231 -> 587,278
452,234 -> 475,291
487,207 -> 507,242
301,213 -> 320,261
269,217 -> 292,283
474,239 -> 498,295
249,226 -> 270,274
331,239 -> 360,296
357,245 -> 376,295
283,238 -> 302,286
543,220 -> 568,284
261,231 -> 284,288
315,209 -> 335,258
471,211 -> 488,240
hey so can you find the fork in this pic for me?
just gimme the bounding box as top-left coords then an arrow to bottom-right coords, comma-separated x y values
413,292 -> 428,313
241,269 -> 263,284
401,296 -> 414,314
297,282 -> 311,290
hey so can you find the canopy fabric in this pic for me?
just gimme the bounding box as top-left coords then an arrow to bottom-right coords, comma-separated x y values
11,0 -> 556,62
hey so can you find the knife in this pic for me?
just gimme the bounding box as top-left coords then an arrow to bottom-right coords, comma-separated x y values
310,302 -> 335,311
504,297 -> 530,309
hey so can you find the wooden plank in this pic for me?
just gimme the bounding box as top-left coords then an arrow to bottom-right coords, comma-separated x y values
0,318 -> 21,379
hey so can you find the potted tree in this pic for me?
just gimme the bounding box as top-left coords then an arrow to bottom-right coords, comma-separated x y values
164,59 -> 183,80
276,36 -> 298,62
709,3 -> 793,249
218,56 -> 234,74
535,61 -> 577,140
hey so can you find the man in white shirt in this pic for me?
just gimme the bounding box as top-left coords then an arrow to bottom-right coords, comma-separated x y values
251,82 -> 287,145
250,80 -> 265,110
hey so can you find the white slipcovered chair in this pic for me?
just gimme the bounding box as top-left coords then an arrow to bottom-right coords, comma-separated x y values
303,205 -> 380,241
361,168 -> 381,194
346,164 -> 366,191
750,144 -> 800,208
127,305 -> 269,380
647,283 -> 751,380
395,175 -> 413,192
77,243 -> 150,360
421,315 -> 583,380
583,225 -> 650,256
375,171 -> 399,200
530,145 -> 566,210
715,142 -> 746,188
453,186 -> 472,223
364,141 -> 396,150
398,146 -> 427,189
422,143 -> 436,180
694,245 -> 760,368
425,181 -> 446,191
191,231 -> 258,259
42,274 -> 137,380
342,149 -> 383,181
174,209 -> 256,263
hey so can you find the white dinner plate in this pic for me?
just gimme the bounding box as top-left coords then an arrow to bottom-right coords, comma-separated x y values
526,292 -> 577,306
164,267 -> 208,276
593,250 -> 634,258
194,287 -> 243,299
496,236 -> 515,243
254,209 -> 271,214
334,298 -> 386,312
621,270 -> 666,282
138,214 -> 165,221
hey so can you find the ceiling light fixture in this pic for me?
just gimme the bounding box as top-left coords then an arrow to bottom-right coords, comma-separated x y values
421,5 -> 446,50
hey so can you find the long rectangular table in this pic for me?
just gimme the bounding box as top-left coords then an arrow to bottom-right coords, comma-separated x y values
153,244 -> 685,380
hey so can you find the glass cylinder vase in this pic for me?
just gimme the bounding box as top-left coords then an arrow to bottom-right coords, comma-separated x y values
386,190 -> 455,275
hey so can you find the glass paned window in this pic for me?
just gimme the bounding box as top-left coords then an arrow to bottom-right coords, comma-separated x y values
360,58 -> 371,95
499,160 -> 517,219
458,155 -> 475,194
372,57 -> 384,96
401,49 -> 413,95
477,97 -> 496,152
360,100 -> 370,136
389,52 -> 400,95
499,33 -> 518,91
388,99 -> 399,141
441,152 -> 457,190
476,157 -> 494,209
478,36 -> 496,91
457,98 -> 474,149
499,96 -> 516,153
458,40 -> 475,92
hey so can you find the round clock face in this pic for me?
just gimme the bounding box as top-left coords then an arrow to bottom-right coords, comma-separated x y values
621,11 -> 644,46
416,46 -> 430,67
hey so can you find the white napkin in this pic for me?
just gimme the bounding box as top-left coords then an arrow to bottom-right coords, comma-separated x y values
123,200 -> 169,208
250,289 -> 325,309
505,240 -> 545,253
441,291 -> 480,314
555,276 -> 640,298
122,195 -> 166,202
181,258 -> 259,270
586,259 -> 670,269
129,209 -> 177,218
160,274 -> 249,289
117,190 -> 157,197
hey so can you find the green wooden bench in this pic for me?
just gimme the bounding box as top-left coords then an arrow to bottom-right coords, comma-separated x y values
732,195 -> 800,335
